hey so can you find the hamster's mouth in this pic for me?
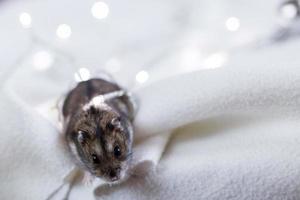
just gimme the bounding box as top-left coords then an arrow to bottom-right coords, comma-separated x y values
92,172 -> 119,182
95,175 -> 120,184
92,164 -> 129,183
95,169 -> 128,184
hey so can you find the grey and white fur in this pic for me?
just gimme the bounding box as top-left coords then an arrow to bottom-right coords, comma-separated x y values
62,78 -> 135,183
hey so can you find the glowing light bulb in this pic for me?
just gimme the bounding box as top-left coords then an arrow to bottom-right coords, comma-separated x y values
33,51 -> 54,70
91,1 -> 110,19
203,52 -> 228,69
19,12 -> 32,28
56,24 -> 72,39
74,68 -> 91,82
225,17 -> 240,32
280,3 -> 298,19
135,70 -> 149,83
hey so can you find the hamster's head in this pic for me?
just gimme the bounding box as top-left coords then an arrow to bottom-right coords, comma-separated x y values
67,106 -> 133,182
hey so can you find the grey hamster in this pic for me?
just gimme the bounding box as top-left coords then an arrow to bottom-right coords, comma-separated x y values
62,78 -> 135,182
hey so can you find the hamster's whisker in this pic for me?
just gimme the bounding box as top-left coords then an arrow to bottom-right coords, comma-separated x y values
125,152 -> 133,160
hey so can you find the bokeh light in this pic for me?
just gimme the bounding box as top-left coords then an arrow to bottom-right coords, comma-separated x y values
225,17 -> 240,32
33,51 -> 54,70
56,24 -> 72,39
74,68 -> 91,82
91,1 -> 110,19
280,3 -> 298,19
19,12 -> 32,28
136,70 -> 149,83
203,52 -> 228,69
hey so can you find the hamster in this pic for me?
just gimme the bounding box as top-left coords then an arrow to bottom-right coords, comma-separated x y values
62,78 -> 135,183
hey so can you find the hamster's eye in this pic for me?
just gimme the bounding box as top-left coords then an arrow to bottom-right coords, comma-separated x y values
77,130 -> 89,144
91,154 -> 100,164
114,145 -> 121,158
106,122 -> 114,131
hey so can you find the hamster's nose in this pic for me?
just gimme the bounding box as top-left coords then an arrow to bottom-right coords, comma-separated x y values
109,167 -> 121,181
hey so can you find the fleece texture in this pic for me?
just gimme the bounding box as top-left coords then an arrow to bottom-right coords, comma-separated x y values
1,38 -> 300,199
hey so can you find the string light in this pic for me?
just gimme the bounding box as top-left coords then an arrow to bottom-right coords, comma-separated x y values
56,24 -> 72,39
91,1 -> 110,19
225,17 -> 240,32
19,12 -> 32,28
135,70 -> 149,83
74,68 -> 91,82
32,51 -> 54,70
203,52 -> 228,69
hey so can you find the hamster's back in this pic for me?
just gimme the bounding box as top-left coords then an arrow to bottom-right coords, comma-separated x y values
62,78 -> 121,118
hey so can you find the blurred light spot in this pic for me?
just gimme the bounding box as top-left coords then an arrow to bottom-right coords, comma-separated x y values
33,51 -> 54,70
105,58 -> 121,73
19,12 -> 32,28
33,51 -> 54,71
225,17 -> 240,32
203,52 -> 228,69
92,96 -> 105,106
91,1 -> 109,19
56,24 -> 72,39
280,3 -> 298,19
74,68 -> 91,82
136,70 -> 149,83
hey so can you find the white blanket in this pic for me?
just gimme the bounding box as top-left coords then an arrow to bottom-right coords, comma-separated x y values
1,37 -> 300,200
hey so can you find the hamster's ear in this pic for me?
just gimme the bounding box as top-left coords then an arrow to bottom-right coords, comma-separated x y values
77,130 -> 89,144
111,117 -> 121,126
106,117 -> 123,132
111,117 -> 125,132
113,117 -> 123,127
